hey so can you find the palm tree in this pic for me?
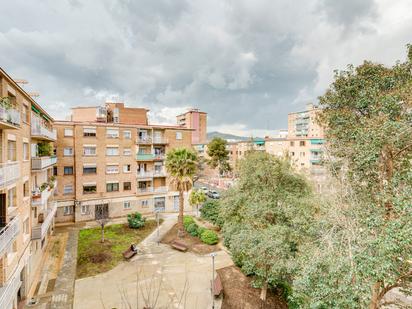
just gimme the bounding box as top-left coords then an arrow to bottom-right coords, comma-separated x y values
165,148 -> 198,237
189,189 -> 207,217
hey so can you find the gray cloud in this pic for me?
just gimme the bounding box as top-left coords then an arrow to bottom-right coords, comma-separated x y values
0,0 -> 411,135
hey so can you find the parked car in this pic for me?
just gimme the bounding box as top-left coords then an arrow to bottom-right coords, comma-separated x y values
209,190 -> 220,199
200,186 -> 209,193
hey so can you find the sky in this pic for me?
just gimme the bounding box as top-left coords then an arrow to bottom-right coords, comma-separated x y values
0,0 -> 411,137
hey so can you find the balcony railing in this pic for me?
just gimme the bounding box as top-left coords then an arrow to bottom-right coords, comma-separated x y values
31,156 -> 57,170
32,180 -> 57,207
153,169 -> 167,177
154,186 -> 167,194
32,203 -> 57,240
31,115 -> 56,141
136,137 -> 152,144
136,153 -> 155,161
154,154 -> 165,161
152,137 -> 168,144
136,171 -> 153,178
0,162 -> 19,188
136,187 -> 154,195
0,105 -> 20,128
0,217 -> 19,257
0,268 -> 22,309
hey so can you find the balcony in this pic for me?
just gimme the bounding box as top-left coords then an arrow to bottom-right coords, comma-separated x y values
0,268 -> 22,309
32,202 -> 57,240
31,115 -> 56,141
0,217 -> 19,258
154,186 -> 167,194
136,187 -> 154,195
153,154 -> 165,161
136,171 -> 153,179
0,105 -> 20,129
0,162 -> 19,188
136,137 -> 152,144
32,180 -> 57,207
136,153 -> 155,161
152,137 -> 168,144
153,168 -> 167,177
31,156 -> 57,170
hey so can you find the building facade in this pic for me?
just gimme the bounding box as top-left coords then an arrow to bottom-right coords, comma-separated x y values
176,108 -> 207,144
54,104 -> 194,223
0,68 -> 57,309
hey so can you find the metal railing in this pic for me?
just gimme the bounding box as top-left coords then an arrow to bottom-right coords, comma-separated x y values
136,137 -> 152,144
0,268 -> 22,309
0,105 -> 20,127
153,169 -> 167,177
136,153 -> 155,161
0,162 -> 19,188
0,217 -> 19,257
31,156 -> 57,170
136,171 -> 153,178
136,187 -> 154,194
32,202 -> 57,240
152,137 -> 168,144
154,186 -> 167,193
32,180 -> 57,207
31,115 -> 56,140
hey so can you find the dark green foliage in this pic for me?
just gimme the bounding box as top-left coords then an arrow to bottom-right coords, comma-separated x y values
207,137 -> 231,175
200,229 -> 219,245
183,216 -> 195,230
38,142 -> 53,157
186,223 -> 199,236
197,226 -> 206,237
200,199 -> 222,226
127,212 -> 146,229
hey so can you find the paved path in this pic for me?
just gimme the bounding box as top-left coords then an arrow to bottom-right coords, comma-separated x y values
73,215 -> 233,309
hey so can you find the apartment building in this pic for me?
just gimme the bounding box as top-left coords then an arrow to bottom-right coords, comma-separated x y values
177,108 -> 207,144
54,103 -> 194,223
0,68 -> 57,309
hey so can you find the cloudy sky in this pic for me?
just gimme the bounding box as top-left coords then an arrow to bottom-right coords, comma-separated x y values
1,0 -> 411,136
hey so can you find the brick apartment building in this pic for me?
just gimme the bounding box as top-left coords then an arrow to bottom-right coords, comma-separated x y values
54,103 -> 195,223
176,108 -> 207,144
0,68 -> 57,309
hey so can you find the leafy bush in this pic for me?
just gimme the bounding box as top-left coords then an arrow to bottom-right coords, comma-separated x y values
183,216 -> 195,229
200,229 -> 219,245
186,223 -> 199,236
38,142 -> 53,157
127,212 -> 146,229
197,226 -> 207,236
200,200 -> 223,226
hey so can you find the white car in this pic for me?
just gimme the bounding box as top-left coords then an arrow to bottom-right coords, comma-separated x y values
200,186 -> 209,193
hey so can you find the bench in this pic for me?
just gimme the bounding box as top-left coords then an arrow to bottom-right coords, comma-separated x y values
213,274 -> 223,297
123,244 -> 138,259
171,240 -> 188,252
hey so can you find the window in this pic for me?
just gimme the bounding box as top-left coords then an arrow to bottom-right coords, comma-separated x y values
123,201 -> 131,209
123,130 -> 131,139
83,146 -> 96,156
83,127 -> 96,137
176,131 -> 182,140
23,181 -> 29,197
106,147 -> 119,156
63,184 -> 74,195
53,166 -> 57,176
106,165 -> 119,174
22,105 -> 29,123
80,205 -> 89,215
64,206 -> 73,215
23,218 -> 29,235
123,164 -> 131,173
64,128 -> 73,137
106,128 -> 119,138
23,143 -> 29,161
141,200 -> 149,208
7,140 -> 16,161
83,166 -> 97,174
123,148 -> 131,156
123,182 -> 131,191
290,141 -> 294,147
64,166 -> 73,175
291,152 -> 295,156
300,141 -> 306,146
106,182 -> 119,192
7,187 -> 16,208
83,184 -> 97,194
300,152 -> 305,157
64,147 -> 73,156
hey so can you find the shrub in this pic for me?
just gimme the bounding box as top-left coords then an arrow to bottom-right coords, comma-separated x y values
200,229 -> 219,245
186,223 -> 199,236
183,216 -> 195,229
197,226 -> 207,236
38,142 -> 53,157
200,200 -> 222,226
127,212 -> 146,229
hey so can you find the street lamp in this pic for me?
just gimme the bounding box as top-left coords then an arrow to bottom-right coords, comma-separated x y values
210,252 -> 217,309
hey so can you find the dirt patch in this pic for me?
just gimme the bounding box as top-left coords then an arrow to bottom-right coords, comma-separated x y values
89,251 -> 112,263
160,223 -> 220,255
217,266 -> 288,309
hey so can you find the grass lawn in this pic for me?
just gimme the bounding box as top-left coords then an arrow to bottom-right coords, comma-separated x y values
77,220 -> 161,278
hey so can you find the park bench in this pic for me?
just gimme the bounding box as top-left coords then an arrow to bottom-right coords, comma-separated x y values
213,274 -> 223,297
123,244 -> 138,260
171,240 -> 188,252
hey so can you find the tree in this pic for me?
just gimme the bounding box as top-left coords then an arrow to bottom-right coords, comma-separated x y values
95,203 -> 110,243
220,152 -> 315,306
188,189 -> 206,217
165,148 -> 198,238
207,137 -> 231,176
297,45 -> 412,308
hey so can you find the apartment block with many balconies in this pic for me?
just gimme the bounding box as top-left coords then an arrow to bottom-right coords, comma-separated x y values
0,68 -> 57,309
54,103 -> 194,223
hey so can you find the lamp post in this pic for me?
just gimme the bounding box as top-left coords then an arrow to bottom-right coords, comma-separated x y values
210,252 -> 217,309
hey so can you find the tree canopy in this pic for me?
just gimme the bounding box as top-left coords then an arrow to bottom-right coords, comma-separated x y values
207,137 -> 231,175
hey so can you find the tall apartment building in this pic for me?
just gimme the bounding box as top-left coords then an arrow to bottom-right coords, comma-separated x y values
54,103 -> 194,223
176,108 -> 207,144
0,68 -> 57,309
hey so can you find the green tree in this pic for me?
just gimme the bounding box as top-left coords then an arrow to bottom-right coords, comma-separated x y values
207,137 -> 231,175
296,45 -> 412,308
220,152 -> 315,306
166,148 -> 198,237
37,141 -> 53,157
189,188 -> 206,217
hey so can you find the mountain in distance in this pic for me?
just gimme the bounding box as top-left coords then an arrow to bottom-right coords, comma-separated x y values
207,131 -> 250,142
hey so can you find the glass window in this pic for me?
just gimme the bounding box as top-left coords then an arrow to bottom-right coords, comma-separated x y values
106,147 -> 119,156
64,166 -> 74,175
106,129 -> 119,138
22,105 -> 29,123
176,131 -> 182,140
64,184 -> 73,195
83,146 -> 96,156
64,128 -> 73,137
123,148 -> 131,156
106,182 -> 119,192
64,206 -> 73,215
290,141 -> 294,146
124,201 -> 131,209
23,143 -> 29,161
141,200 -> 149,208
81,205 -> 89,215
83,127 -> 96,137
7,140 -> 16,161
23,181 -> 29,197
123,164 -> 131,173
123,130 -> 131,139
64,147 -> 73,156
83,184 -> 97,194
106,165 -> 119,174
300,141 -> 306,146
123,182 -> 131,191
83,166 -> 97,174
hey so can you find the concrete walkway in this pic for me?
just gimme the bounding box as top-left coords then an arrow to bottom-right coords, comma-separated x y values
73,214 -> 233,309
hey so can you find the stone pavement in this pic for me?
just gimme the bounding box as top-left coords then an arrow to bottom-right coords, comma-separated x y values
73,214 -> 234,309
